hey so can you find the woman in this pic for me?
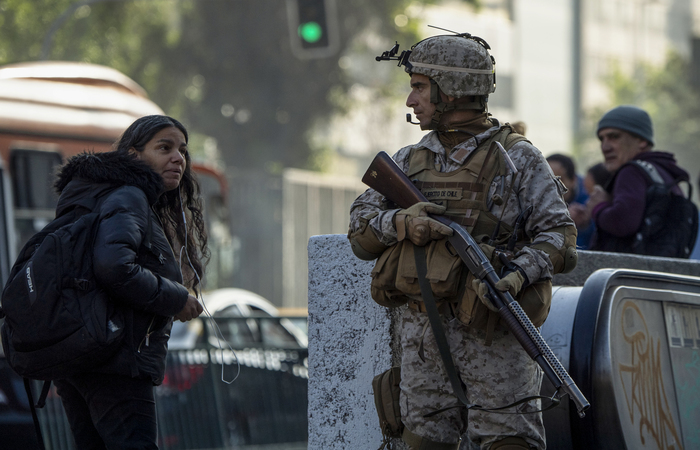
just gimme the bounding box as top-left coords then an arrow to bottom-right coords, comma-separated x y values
52,115 -> 208,449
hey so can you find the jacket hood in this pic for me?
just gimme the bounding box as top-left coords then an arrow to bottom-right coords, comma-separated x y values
636,151 -> 690,182
54,151 -> 164,214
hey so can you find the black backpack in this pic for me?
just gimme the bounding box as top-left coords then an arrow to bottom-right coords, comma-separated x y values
630,160 -> 699,258
0,195 -> 127,381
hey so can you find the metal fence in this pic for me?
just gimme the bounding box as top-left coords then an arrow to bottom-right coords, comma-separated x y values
33,318 -> 309,449
227,168 -> 366,309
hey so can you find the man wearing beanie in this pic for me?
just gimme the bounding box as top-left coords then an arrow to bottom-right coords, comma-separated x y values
587,105 -> 697,257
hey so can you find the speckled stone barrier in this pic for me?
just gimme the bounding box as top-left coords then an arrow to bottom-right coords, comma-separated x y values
307,234 -> 395,449
307,234 -> 700,449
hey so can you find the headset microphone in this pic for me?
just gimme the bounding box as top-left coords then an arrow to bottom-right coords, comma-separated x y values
406,113 -> 420,125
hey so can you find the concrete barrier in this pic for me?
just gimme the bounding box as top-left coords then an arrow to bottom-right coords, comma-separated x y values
307,234 -> 700,449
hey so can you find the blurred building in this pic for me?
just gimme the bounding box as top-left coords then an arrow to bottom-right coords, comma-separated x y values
417,0 -> 700,158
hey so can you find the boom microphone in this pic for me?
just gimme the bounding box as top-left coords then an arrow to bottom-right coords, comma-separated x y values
406,113 -> 420,125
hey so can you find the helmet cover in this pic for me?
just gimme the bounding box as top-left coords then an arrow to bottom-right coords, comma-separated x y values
406,35 -> 496,98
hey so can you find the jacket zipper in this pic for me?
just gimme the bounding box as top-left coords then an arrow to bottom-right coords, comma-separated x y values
151,206 -> 183,279
136,208 -> 183,353
138,315 -> 156,353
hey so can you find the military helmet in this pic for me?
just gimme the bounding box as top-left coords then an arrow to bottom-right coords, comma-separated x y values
405,35 -> 496,98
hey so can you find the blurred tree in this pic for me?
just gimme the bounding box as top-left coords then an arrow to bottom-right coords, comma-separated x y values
607,53 -> 700,157
0,0 -> 478,171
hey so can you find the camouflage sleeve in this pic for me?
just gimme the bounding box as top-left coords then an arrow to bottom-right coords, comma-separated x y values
506,142 -> 576,282
348,147 -> 413,246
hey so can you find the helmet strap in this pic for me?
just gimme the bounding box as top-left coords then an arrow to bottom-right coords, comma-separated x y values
428,80 -> 488,129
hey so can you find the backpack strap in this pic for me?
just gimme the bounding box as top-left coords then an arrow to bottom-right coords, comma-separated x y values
23,378 -> 47,450
501,125 -> 530,150
630,160 -> 664,185
630,160 -> 693,199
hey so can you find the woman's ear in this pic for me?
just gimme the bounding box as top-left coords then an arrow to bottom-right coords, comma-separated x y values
128,147 -> 139,158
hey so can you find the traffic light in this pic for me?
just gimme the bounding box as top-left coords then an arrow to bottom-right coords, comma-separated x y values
286,0 -> 339,59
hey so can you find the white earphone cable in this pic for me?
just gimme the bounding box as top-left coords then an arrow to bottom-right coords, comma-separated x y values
179,190 -> 239,384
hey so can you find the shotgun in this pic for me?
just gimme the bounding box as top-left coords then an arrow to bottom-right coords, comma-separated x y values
362,151 -> 590,418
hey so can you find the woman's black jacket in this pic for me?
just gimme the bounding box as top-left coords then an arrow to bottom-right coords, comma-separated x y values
54,151 -> 189,385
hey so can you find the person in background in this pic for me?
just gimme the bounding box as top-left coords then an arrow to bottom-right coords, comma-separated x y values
546,153 -> 591,248
692,173 -> 700,260
582,163 -> 611,197
52,115 -> 208,449
566,162 -> 611,251
588,105 -> 695,257
546,153 -> 587,205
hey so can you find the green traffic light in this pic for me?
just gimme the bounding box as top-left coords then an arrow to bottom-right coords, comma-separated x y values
298,21 -> 323,43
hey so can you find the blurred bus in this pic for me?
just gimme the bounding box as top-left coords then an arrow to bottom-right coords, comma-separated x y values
0,61 -> 233,288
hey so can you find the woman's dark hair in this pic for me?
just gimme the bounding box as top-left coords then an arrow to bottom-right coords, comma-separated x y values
115,115 -> 209,292
587,162 -> 611,188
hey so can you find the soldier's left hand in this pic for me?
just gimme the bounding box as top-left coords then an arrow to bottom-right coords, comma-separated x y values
471,270 -> 525,312
494,270 -> 525,297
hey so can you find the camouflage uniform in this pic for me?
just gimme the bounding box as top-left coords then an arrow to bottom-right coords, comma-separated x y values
349,123 -> 573,449
349,125 -> 571,286
400,308 -> 545,448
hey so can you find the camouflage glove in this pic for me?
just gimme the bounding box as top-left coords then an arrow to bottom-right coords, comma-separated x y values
395,202 -> 453,247
471,270 -> 525,312
477,242 -> 495,261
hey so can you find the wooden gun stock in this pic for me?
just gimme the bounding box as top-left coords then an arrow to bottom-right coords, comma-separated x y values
361,151 -> 428,209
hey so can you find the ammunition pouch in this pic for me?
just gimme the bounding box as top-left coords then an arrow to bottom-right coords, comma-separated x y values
371,244 -> 410,307
372,367 -> 404,449
371,238 -> 463,308
371,239 -> 552,329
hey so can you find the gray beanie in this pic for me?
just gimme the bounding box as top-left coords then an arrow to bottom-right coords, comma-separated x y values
597,105 -> 654,146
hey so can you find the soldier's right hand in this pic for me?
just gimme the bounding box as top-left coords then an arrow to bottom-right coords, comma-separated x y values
395,202 -> 453,246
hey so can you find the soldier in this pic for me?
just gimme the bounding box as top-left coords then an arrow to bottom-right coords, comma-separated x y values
348,33 -> 577,449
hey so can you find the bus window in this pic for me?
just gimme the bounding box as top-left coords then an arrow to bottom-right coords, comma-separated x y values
10,148 -> 62,250
11,149 -> 62,210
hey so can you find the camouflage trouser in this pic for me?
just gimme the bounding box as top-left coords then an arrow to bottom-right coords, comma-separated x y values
399,307 -> 546,449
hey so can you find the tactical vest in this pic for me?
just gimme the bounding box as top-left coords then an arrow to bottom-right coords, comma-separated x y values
407,126 -> 528,245
370,126 -> 552,330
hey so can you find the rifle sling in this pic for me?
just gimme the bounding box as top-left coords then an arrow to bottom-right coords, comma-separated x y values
413,245 -> 560,417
